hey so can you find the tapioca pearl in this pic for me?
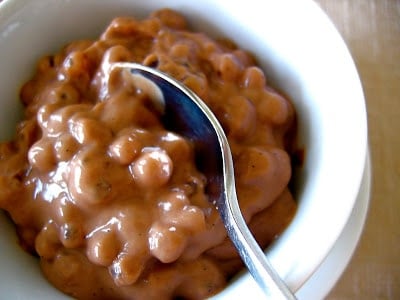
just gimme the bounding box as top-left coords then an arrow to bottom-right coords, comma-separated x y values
222,95 -> 257,138
121,127 -> 153,143
20,79 -> 37,105
159,132 -> 193,162
148,222 -> 187,263
158,191 -> 189,214
101,17 -> 141,40
87,230 -> 120,267
269,147 -> 292,184
28,139 -> 56,172
242,66 -> 266,89
44,82 -> 80,107
115,207 -> 152,244
165,205 -> 206,233
108,134 -> 142,165
80,41 -> 104,66
236,147 -> 291,193
130,148 -> 173,188
49,249 -> 82,283
68,149 -> 113,205
35,221 -> 60,259
100,93 -> 161,132
235,146 -> 274,186
46,112 -> 69,137
151,8 -> 188,30
44,103 -> 91,135
158,191 -> 206,233
36,55 -> 56,74
171,180 -> 202,198
110,252 -> 146,286
55,198 -> 82,224
232,49 -> 255,67
59,222 -> 84,249
37,103 -> 61,131
69,117 -> 112,145
54,133 -> 79,161
52,51 -> 66,68
143,53 -> 160,68
216,53 -> 243,81
60,51 -> 92,83
103,45 -> 133,64
139,18 -> 162,36
202,39 -> 218,54
175,173 -> 207,200
57,103 -> 92,121
158,59 -> 187,81
169,43 -> 191,60
183,74 -> 208,100
258,91 -> 291,125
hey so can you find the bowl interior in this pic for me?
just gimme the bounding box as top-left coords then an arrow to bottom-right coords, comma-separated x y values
0,0 -> 367,298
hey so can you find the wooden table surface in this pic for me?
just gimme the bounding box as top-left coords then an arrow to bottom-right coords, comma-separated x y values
313,1 -> 400,299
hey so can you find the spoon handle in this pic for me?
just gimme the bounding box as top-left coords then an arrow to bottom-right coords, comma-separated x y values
221,149 -> 297,299
223,196 -> 297,299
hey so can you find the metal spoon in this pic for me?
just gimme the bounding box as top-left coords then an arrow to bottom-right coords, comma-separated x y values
111,62 -> 296,299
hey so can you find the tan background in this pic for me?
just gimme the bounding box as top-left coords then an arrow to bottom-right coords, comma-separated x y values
313,0 -> 400,299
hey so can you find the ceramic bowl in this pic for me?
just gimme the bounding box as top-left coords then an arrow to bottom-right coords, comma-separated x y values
0,0 -> 368,298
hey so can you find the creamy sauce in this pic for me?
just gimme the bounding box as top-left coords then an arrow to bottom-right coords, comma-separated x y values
0,9 -> 297,299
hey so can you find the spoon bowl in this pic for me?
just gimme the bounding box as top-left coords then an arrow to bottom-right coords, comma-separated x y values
112,62 -> 296,299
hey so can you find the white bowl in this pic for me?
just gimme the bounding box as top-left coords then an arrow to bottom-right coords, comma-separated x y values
0,0 -> 368,298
